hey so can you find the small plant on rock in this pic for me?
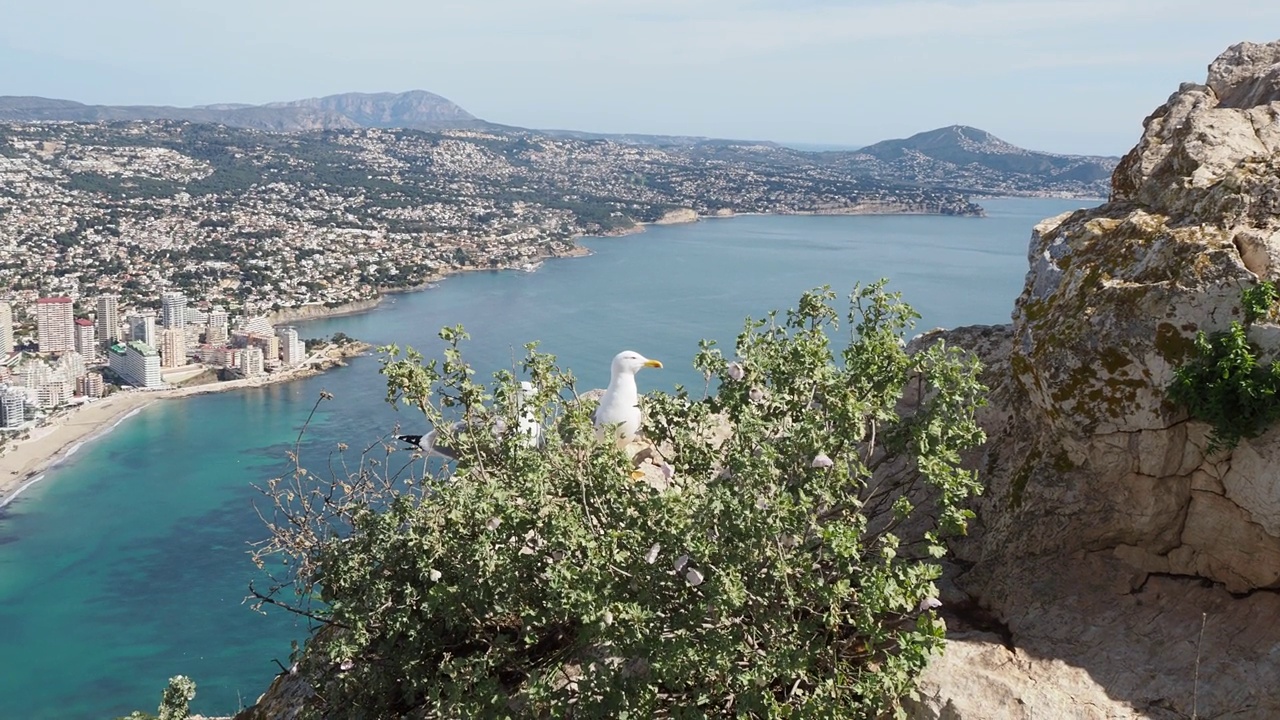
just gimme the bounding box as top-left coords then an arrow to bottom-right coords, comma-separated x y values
1169,282 -> 1280,452
114,676 -> 197,720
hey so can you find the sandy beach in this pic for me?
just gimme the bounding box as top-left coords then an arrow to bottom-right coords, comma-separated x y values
0,392 -> 163,507
0,345 -> 366,508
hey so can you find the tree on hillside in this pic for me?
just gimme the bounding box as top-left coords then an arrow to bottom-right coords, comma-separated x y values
250,282 -> 986,719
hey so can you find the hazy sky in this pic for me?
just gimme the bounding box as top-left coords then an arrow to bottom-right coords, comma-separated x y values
1,0 -> 1276,155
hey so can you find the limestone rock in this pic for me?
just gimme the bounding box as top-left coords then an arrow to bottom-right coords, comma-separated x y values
999,39 -> 1280,591
906,633 -> 1142,720
912,39 -> 1280,719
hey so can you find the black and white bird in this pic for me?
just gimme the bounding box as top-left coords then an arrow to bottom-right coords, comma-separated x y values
398,381 -> 543,459
593,350 -> 663,446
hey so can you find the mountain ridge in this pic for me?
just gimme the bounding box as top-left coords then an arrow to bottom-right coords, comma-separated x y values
0,92 -> 1119,196
0,91 -> 483,132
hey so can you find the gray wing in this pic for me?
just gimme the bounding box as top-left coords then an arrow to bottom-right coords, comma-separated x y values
399,422 -> 465,461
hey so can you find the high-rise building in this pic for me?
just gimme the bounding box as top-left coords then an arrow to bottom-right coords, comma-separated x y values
238,346 -> 265,378
0,301 -> 13,355
161,292 -> 188,329
0,386 -> 25,429
160,328 -> 187,368
205,307 -> 230,346
107,342 -> 163,388
36,297 -> 75,353
96,294 -> 120,347
74,319 -> 97,360
126,312 -> 157,349
278,326 -> 306,366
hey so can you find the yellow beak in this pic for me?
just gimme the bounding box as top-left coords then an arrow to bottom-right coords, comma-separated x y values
645,359 -> 664,369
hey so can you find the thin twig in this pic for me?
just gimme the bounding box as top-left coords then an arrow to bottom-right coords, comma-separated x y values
1192,611 -> 1207,720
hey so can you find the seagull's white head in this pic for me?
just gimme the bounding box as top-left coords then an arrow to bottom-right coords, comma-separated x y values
611,350 -> 663,378
519,380 -> 537,398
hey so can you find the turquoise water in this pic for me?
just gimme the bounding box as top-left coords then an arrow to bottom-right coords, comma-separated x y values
0,198 -> 1091,719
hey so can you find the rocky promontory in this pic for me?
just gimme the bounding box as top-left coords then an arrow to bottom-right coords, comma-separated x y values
908,39 -> 1280,718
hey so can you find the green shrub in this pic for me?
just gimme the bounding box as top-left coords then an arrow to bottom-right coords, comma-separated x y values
1169,321 -> 1280,452
252,283 -> 987,718
1169,283 -> 1280,452
114,675 -> 196,720
1242,280 -> 1278,324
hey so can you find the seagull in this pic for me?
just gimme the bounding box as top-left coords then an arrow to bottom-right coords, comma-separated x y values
397,382 -> 543,459
517,381 -> 545,448
594,351 -> 663,445
397,421 -> 468,461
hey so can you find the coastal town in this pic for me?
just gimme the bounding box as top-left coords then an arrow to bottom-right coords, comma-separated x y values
0,285 -> 367,464
0,120 -> 988,476
0,121 -> 986,313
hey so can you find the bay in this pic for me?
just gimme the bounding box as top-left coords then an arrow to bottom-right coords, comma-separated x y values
0,197 -> 1092,719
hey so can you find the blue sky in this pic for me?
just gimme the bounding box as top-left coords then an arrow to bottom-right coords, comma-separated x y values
1,0 -> 1276,155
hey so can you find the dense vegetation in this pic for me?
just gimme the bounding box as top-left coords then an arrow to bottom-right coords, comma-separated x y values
251,284 -> 987,718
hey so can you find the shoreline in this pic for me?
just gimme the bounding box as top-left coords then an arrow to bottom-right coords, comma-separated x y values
0,343 -> 369,509
0,197 -> 1069,509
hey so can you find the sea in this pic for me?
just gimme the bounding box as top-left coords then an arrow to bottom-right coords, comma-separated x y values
0,197 -> 1092,719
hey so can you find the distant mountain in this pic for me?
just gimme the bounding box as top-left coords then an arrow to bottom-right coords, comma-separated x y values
0,93 -> 1119,196
261,91 -> 479,129
841,125 -> 1116,192
0,91 -> 483,132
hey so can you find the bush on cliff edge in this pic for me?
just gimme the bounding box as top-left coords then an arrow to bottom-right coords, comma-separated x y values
251,283 -> 987,719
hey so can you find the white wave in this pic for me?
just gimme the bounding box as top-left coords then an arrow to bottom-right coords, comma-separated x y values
0,474 -> 45,510
0,403 -> 151,510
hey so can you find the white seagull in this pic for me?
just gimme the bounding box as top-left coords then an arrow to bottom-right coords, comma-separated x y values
593,351 -> 663,445
517,381 -> 544,448
398,381 -> 543,459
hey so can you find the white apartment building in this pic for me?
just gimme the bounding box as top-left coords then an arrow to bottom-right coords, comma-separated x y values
96,294 -> 120,347
108,341 -> 163,389
57,351 -> 85,382
127,312 -> 157,349
238,346 -> 265,378
0,301 -> 13,355
0,385 -> 25,429
160,328 -> 187,368
36,379 -> 72,409
238,315 -> 273,336
207,308 -> 229,330
16,358 -> 52,389
74,319 -> 97,360
278,326 -> 306,366
161,292 -> 188,329
36,297 -> 75,353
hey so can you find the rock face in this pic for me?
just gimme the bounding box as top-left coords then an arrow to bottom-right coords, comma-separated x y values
911,40 -> 1280,718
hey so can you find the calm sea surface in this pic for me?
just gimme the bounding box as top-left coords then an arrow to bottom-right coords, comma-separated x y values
0,198 -> 1092,718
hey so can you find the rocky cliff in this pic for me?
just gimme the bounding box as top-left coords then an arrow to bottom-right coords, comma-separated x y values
908,40 -> 1280,718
